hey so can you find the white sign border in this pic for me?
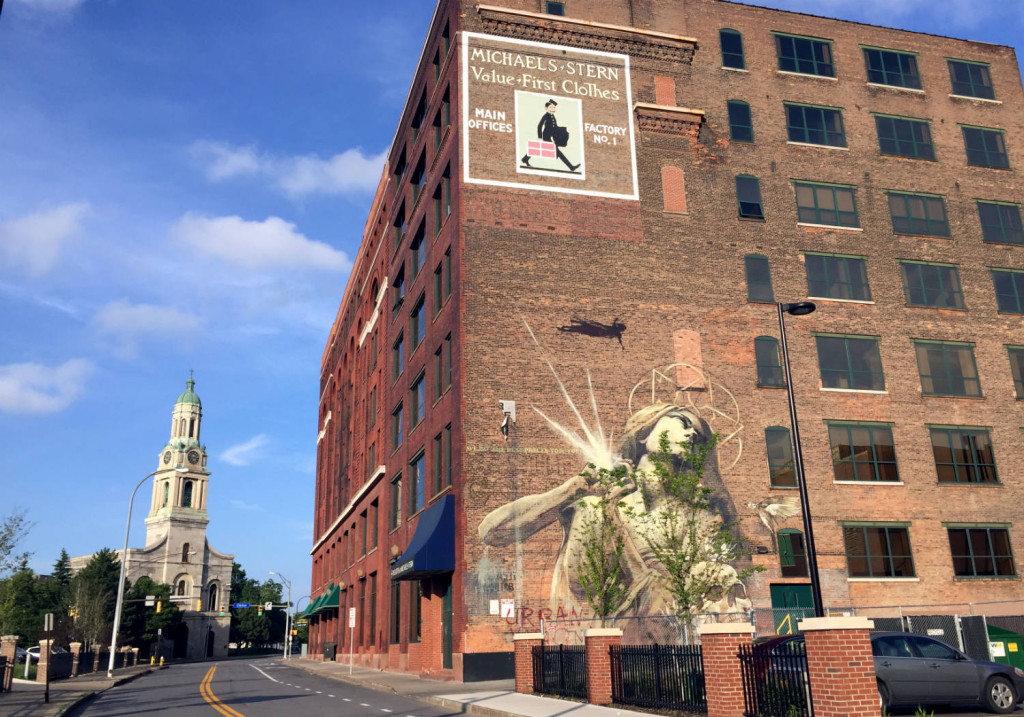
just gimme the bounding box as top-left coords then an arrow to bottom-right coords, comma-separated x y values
461,31 -> 638,201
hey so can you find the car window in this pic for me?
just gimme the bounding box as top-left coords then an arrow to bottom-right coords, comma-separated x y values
873,635 -> 916,658
909,636 -> 959,660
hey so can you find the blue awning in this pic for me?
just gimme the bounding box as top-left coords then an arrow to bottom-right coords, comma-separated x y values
390,494 -> 455,581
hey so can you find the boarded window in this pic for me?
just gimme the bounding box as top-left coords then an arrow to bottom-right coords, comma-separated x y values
661,166 -> 687,213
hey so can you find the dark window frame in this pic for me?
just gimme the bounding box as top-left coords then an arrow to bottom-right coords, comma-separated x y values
948,527 -> 1016,577
914,341 -> 982,397
392,333 -> 405,382
391,402 -> 404,450
745,254 -> 774,303
774,33 -> 834,77
875,115 -> 935,160
991,268 -> 1024,314
827,423 -> 899,483
727,100 -> 754,142
1007,346 -> 1024,399
778,529 -> 809,577
765,426 -> 796,488
930,427 -> 998,484
409,450 -> 426,516
736,175 -> 764,219
544,1 -> 565,16
948,59 -> 995,99
899,261 -> 965,309
410,370 -> 426,428
389,472 -> 402,531
805,253 -> 871,302
815,335 -> 886,391
888,192 -> 950,236
843,525 -> 916,578
785,103 -> 846,147
978,201 -> 1024,245
720,28 -> 745,70
410,293 -> 426,349
755,336 -> 785,387
794,182 -> 859,228
962,126 -> 1009,168
863,47 -> 921,89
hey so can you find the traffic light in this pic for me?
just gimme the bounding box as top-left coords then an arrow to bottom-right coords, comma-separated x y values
219,605 -> 225,616
197,599 -> 203,611
156,601 -> 162,613
68,606 -> 77,618
257,606 -> 263,616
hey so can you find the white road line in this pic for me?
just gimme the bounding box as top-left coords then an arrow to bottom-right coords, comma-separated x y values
360,703 -> 370,707
343,698 -> 351,702
316,691 -> 322,694
328,694 -> 335,698
249,664 -> 281,684
382,709 -> 393,713
305,688 -> 311,691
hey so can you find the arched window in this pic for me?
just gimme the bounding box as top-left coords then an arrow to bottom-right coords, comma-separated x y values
177,580 -> 186,596
183,481 -> 193,508
778,529 -> 809,577
727,100 -> 754,142
720,29 -> 745,69
208,583 -> 218,609
182,543 -> 191,563
755,336 -> 786,387
745,254 -> 774,303
189,418 -> 195,438
162,482 -> 169,507
180,418 -> 186,436
765,427 -> 796,487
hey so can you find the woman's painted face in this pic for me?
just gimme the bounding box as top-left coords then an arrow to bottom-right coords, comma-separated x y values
644,411 -> 698,455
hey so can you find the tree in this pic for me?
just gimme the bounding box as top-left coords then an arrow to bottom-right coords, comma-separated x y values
228,562 -> 285,651
0,568 -> 43,645
636,433 -> 761,627
70,548 -> 121,647
571,463 -> 630,627
0,510 -> 33,577
121,577 -> 181,658
52,549 -> 71,589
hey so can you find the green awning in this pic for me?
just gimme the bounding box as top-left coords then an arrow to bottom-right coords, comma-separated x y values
316,584 -> 340,613
302,592 -> 325,618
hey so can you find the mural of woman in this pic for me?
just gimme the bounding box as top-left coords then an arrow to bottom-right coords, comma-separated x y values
478,398 -> 751,619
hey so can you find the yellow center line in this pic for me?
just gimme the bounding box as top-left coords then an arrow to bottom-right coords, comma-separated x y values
199,665 -> 247,717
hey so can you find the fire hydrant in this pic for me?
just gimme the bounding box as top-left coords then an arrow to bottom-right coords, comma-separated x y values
159,656 -> 165,666
150,656 -> 155,665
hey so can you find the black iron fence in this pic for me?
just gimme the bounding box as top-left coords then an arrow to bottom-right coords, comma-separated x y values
0,655 -> 7,692
738,641 -> 813,717
532,644 -> 586,699
611,643 -> 706,712
78,651 -> 95,674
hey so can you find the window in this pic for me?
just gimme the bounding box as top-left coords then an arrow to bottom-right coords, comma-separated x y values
843,525 -> 915,578
914,341 -> 981,397
978,202 -> 1024,245
434,345 -> 444,400
409,451 -> 426,515
182,543 -> 191,563
815,335 -> 885,391
805,254 -> 871,302
410,371 -> 425,428
785,104 -> 846,147
727,101 -> 753,142
900,262 -> 965,309
930,427 -> 997,483
411,156 -> 426,204
735,175 -> 764,219
393,204 -> 406,250
162,482 -> 169,507
875,116 -> 934,160
828,423 -> 899,482
390,583 -> 402,644
433,433 -> 444,495
389,473 -> 402,530
370,500 -> 378,550
360,511 -> 367,556
765,426 -> 795,487
948,527 -> 1015,577
410,93 -> 426,142
433,90 -> 450,150
1007,347 -> 1024,398
443,333 -> 452,391
774,34 -> 834,77
443,249 -> 451,300
392,403 -> 404,450
744,254 -> 774,303
392,267 -> 405,319
962,126 -> 1009,168
434,166 -> 451,236
755,336 -> 785,387
367,442 -> 376,478
887,192 -> 950,237
408,581 -> 422,643
948,59 -> 994,99
778,530 -> 808,577
433,263 -> 443,316
410,294 -> 426,348
368,573 -> 377,647
545,1 -> 565,15
369,330 -> 378,373
393,149 -> 406,183
719,29 -> 744,69
863,47 -> 921,89
794,182 -> 858,228
358,580 -> 365,647
392,334 -> 404,381
367,385 -> 378,424
444,424 -> 452,489
411,226 -> 426,280
991,269 -> 1024,314
182,481 -> 193,508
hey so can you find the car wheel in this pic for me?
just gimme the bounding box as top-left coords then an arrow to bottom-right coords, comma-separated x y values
984,676 -> 1016,714
878,681 -> 891,710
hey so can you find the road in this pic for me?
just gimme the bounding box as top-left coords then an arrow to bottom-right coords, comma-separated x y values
68,657 -> 461,717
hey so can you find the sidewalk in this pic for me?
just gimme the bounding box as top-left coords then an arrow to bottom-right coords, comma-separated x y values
0,665 -> 157,717
288,658 -> 640,717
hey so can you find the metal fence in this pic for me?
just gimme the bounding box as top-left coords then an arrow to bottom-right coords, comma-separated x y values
532,644 -> 587,699
0,655 -> 7,692
541,612 -> 751,646
611,643 -> 706,712
738,641 -> 813,717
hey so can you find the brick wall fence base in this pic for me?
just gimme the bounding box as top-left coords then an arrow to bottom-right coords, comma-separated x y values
585,628 -> 623,705
69,642 -> 82,677
36,639 -> 52,684
0,635 -> 17,691
513,633 -> 544,694
798,616 -> 878,717
697,623 -> 755,717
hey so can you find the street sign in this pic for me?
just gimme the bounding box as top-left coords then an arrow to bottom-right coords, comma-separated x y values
296,619 -> 308,626
348,607 -> 356,628
233,602 -> 250,608
44,612 -> 54,632
145,594 -> 155,607
265,601 -> 273,610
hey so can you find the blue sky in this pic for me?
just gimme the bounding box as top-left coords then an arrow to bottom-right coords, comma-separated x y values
1,0 -> 1020,604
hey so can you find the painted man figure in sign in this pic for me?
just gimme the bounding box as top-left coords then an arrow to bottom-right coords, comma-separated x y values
478,397 -> 750,620
520,99 -> 580,172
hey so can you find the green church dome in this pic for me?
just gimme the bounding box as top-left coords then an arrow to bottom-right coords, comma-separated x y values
176,376 -> 202,407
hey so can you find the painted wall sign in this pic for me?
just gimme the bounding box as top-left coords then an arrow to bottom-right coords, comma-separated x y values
461,32 -> 638,200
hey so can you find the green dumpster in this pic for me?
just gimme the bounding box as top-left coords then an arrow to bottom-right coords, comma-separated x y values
987,624 -> 1024,671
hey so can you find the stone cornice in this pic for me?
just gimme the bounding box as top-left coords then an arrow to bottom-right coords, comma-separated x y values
476,5 -> 697,64
634,102 -> 705,135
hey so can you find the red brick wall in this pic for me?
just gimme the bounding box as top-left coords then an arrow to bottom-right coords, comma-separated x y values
584,630 -> 622,705
699,627 -> 754,717
802,620 -> 879,717
513,634 -> 543,693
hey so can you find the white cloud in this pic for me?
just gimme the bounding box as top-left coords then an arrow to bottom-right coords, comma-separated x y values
8,0 -> 87,11
92,300 -> 202,359
0,358 -> 94,413
0,203 -> 90,277
170,213 -> 350,271
752,0 -> 997,28
191,141 -> 385,198
221,434 -> 268,467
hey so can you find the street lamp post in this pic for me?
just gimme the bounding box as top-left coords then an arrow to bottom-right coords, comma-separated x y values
108,466 -> 188,678
269,571 -> 292,660
776,301 -> 825,618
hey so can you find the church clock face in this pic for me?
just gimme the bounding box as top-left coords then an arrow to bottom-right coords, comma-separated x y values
187,450 -> 200,465
163,451 -> 172,464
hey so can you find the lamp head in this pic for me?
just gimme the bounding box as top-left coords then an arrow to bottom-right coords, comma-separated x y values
781,301 -> 816,316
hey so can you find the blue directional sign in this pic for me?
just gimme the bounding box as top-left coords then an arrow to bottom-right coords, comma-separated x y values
232,602 -> 251,608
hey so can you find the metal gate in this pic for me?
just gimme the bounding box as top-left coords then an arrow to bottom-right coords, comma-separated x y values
611,644 -> 706,712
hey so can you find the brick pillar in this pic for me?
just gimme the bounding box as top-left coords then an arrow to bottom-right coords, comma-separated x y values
584,628 -> 622,705
798,616 -> 878,717
697,624 -> 755,717
36,639 -> 52,684
513,633 -> 543,694
131,647 -> 140,667
0,635 -> 17,691
69,642 -> 82,677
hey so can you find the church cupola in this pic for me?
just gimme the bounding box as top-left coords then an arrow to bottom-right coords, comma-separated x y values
170,374 -> 203,448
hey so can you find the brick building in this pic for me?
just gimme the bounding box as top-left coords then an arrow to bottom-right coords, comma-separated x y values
307,0 -> 1024,680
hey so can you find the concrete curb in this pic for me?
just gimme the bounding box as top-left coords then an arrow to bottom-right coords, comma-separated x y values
286,660 -> 401,694
52,667 -> 161,716
420,695 -> 523,717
